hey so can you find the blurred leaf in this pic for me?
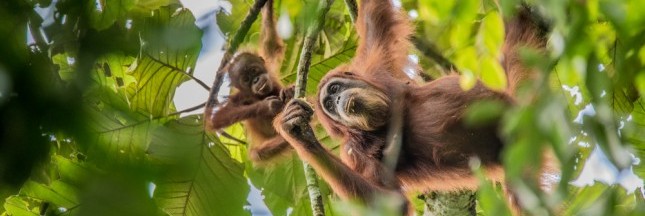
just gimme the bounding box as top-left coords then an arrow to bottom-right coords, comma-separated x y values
86,0 -> 137,30
3,196 -> 38,216
53,54 -> 77,81
133,0 -> 178,13
149,115 -> 250,216
20,180 -> 78,208
480,55 -> 507,90
625,99 -> 645,178
464,100 -> 506,127
477,11 -> 504,58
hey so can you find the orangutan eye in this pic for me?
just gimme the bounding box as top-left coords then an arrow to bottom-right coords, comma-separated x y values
324,99 -> 334,111
329,84 -> 339,94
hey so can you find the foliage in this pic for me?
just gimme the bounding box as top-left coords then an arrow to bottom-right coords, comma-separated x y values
2,0 -> 645,215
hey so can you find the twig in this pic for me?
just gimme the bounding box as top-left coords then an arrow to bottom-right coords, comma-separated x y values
168,102 -> 206,116
294,1 -> 335,216
218,131 -> 247,145
411,36 -> 458,73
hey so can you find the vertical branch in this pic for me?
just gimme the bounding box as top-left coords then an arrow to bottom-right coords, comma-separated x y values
205,0 -> 268,127
294,1 -> 335,216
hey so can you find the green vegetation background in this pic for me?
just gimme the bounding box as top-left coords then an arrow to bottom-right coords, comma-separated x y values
2,0 -> 645,215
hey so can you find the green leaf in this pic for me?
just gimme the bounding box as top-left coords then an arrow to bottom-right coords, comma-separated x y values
55,156 -> 95,186
128,7 -> 202,117
477,11 -> 505,58
86,90 -> 164,160
625,99 -> 645,178
464,100 -> 507,127
52,54 -> 76,81
132,0 -> 177,13
20,181 -> 78,208
480,55 -> 507,91
247,156 -> 310,216
149,115 -> 250,216
86,0 -> 137,30
92,54 -> 137,93
3,196 -> 38,216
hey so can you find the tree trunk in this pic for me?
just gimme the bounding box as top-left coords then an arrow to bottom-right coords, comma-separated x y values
422,190 -> 477,216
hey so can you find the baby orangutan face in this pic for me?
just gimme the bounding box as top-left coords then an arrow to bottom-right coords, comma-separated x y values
319,77 -> 391,131
229,53 -> 274,97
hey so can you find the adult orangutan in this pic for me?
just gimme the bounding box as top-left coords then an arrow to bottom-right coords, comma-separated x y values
274,0 -> 549,214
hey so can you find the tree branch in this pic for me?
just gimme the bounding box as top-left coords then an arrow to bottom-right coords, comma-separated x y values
411,36 -> 458,73
294,1 -> 335,216
168,102 -> 205,116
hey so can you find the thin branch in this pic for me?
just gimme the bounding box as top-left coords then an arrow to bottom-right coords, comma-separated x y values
168,102 -> 206,116
294,1 -> 335,216
218,131 -> 248,145
411,36 -> 458,73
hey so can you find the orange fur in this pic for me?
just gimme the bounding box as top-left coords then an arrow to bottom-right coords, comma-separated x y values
274,1 -> 550,215
206,0 -> 293,165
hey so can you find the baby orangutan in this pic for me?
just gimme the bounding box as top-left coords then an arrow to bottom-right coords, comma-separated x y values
206,0 -> 294,165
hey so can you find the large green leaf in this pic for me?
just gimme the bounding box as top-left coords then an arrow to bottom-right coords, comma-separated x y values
81,84 -> 165,161
128,7 -> 202,117
149,115 -> 250,216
